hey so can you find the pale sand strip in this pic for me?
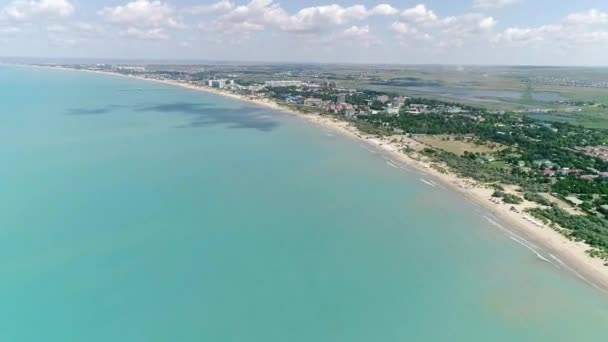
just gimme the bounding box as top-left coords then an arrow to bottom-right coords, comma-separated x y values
32,65 -> 608,293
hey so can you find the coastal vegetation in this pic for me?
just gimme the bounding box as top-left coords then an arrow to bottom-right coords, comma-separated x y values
492,190 -> 524,205
350,97 -> 608,257
528,207 -> 608,259
524,192 -> 552,207
244,75 -> 608,258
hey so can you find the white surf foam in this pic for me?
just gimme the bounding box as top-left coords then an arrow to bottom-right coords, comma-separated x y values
359,144 -> 375,153
427,179 -> 445,190
509,236 -> 554,264
420,179 -> 436,187
386,161 -> 399,169
549,254 -> 608,294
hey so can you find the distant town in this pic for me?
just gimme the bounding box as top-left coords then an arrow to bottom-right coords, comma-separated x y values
74,63 -> 475,118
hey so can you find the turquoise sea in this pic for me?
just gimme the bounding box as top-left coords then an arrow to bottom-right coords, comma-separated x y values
1,66 -> 607,341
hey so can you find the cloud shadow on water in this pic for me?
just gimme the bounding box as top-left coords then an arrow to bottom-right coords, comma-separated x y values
66,105 -> 127,115
139,102 -> 281,132
66,101 -> 280,132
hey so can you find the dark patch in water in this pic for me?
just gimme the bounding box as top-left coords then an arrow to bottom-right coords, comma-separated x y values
182,113 -> 279,131
137,102 -> 212,114
140,102 -> 280,132
66,105 -> 126,115
67,101 -> 280,132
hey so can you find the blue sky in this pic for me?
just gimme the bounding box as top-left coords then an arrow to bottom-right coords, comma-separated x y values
1,0 -> 608,65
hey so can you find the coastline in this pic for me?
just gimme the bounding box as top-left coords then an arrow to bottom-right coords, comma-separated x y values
25,64 -> 608,293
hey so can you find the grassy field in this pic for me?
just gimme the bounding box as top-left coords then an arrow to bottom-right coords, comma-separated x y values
528,107 -> 608,129
414,135 -> 504,156
540,193 -> 582,215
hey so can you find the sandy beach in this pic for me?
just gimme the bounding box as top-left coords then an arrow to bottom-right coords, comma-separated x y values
30,65 -> 608,293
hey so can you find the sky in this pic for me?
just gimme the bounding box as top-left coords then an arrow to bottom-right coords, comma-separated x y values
1,0 -> 608,65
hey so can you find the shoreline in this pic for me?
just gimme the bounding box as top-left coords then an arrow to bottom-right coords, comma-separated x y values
24,64 -> 608,294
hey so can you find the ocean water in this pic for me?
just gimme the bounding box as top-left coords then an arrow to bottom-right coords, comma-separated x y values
0,66 -> 607,341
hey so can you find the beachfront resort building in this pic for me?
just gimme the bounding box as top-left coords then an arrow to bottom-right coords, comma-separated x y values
304,98 -> 324,107
265,80 -> 303,87
208,79 -> 228,89
116,66 -> 146,72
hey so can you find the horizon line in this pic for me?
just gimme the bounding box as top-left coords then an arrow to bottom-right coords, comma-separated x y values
1,56 -> 608,68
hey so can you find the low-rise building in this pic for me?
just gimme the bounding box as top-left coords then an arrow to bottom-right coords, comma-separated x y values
265,80 -> 302,87
304,98 -> 324,107
407,104 -> 429,114
284,95 -> 304,104
392,96 -> 407,108
480,154 -> 496,163
376,95 -> 389,103
533,160 -> 553,169
344,109 -> 356,118
446,106 -> 463,114
324,103 -> 353,113
116,66 -> 146,72
245,84 -> 266,92
519,167 -> 532,173
565,196 -> 584,206
386,107 -> 400,116
559,168 -> 583,175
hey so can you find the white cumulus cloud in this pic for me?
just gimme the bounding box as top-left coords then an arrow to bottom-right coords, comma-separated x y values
401,4 -> 438,24
0,26 -> 21,34
187,0 -> 235,15
479,16 -> 497,29
473,0 -> 518,9
565,9 -> 608,25
210,1 -> 403,35
99,0 -> 183,28
370,4 -> 399,16
493,24 -> 562,44
493,8 -> 608,48
341,25 -> 380,46
2,0 -> 74,21
120,26 -> 169,40
279,4 -> 369,32
392,4 -> 497,48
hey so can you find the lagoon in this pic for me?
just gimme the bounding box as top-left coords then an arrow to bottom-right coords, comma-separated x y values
402,85 -> 566,103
